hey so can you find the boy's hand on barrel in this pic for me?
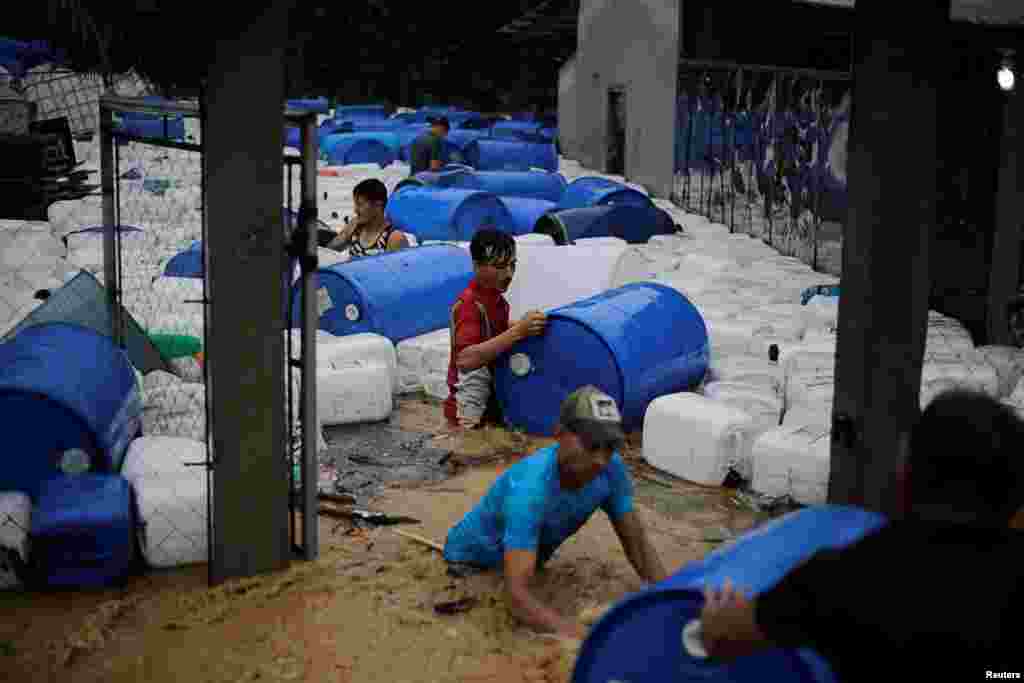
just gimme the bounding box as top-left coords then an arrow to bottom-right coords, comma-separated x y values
516,311 -> 547,339
700,579 -> 769,661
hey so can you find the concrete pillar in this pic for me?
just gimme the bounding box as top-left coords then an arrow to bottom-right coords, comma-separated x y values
828,0 -> 951,512
987,88 -> 1024,345
204,3 -> 294,584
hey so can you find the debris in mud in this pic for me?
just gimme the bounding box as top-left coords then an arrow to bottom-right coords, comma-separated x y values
323,420 -> 454,503
434,597 -> 479,615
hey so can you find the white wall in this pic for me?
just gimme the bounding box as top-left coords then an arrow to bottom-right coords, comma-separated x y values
571,0 -> 681,198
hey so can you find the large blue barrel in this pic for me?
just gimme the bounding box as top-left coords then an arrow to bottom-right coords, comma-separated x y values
557,176 -> 653,210
497,196 -> 558,236
287,98 -> 329,113
491,120 -> 544,142
535,205 -> 677,245
322,137 -> 396,167
385,186 -> 516,242
447,170 -> 567,203
464,139 -> 558,172
289,245 -> 473,342
333,105 -> 390,121
495,283 -> 709,434
0,322 -> 142,499
393,168 -> 477,193
572,506 -> 888,683
322,130 -> 401,157
446,129 -> 490,151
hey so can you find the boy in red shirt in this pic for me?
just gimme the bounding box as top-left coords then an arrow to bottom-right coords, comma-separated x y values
445,228 -> 547,429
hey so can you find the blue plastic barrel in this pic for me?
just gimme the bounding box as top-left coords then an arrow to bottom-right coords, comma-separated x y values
287,98 -> 329,113
572,505 -> 888,683
333,105 -> 390,121
385,186 -> 516,242
289,245 -> 473,342
322,130 -> 400,157
164,240 -> 202,278
496,196 -> 558,236
535,205 -> 677,245
495,283 -> 709,434
115,116 -> 186,142
447,170 -> 567,203
0,322 -> 143,499
323,138 -> 396,167
536,204 -> 679,246
464,139 -> 558,172
393,168 -> 477,193
557,176 -> 654,210
445,129 -> 490,151
283,120 -> 354,148
491,120 -> 544,142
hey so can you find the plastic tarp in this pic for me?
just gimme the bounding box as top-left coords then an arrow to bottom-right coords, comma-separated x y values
2,270 -> 171,374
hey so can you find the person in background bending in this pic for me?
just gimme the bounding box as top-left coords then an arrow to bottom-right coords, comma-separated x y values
698,390 -> 1024,681
326,178 -> 408,257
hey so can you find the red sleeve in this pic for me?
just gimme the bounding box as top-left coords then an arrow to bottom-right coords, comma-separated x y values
452,299 -> 484,357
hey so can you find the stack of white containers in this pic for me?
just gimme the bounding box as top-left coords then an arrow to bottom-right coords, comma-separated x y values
120,436 -> 208,568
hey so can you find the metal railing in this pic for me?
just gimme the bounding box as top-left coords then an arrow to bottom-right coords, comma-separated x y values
672,60 -> 852,276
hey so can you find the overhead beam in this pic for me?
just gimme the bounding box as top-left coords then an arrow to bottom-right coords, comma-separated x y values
828,0 -> 951,511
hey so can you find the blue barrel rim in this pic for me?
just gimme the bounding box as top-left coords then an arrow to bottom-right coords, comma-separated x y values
573,504 -> 887,683
572,586 -> 827,683
532,211 -> 571,244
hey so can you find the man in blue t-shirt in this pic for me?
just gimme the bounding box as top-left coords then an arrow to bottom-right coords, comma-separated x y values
443,385 -> 668,639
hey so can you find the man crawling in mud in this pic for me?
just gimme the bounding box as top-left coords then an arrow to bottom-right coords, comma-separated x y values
441,385 -> 668,639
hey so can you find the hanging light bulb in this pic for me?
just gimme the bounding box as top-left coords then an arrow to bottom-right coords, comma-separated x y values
998,50 -> 1016,92
998,64 -> 1015,92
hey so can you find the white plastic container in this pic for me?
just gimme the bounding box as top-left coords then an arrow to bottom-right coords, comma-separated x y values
643,392 -> 758,485
920,355 -> 1000,403
142,383 -> 206,442
396,329 -> 451,394
703,381 -> 783,431
316,332 -> 398,392
504,243 -> 627,319
706,354 -> 783,395
783,350 -> 837,409
132,478 -> 208,568
121,436 -> 207,481
147,311 -> 204,340
609,246 -> 683,288
973,346 -> 1024,399
119,440 -> 207,569
316,361 -> 392,426
751,424 -> 831,505
0,491 -> 30,590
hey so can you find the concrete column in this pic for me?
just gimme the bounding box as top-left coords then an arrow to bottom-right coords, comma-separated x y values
828,0 -> 951,512
204,3 -> 294,583
986,88 -> 1024,345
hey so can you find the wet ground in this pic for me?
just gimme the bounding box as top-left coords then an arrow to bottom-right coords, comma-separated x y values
323,417 -> 454,504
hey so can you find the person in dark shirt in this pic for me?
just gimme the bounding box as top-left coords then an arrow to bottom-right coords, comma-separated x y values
699,390 -> 1024,680
408,116 -> 449,175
